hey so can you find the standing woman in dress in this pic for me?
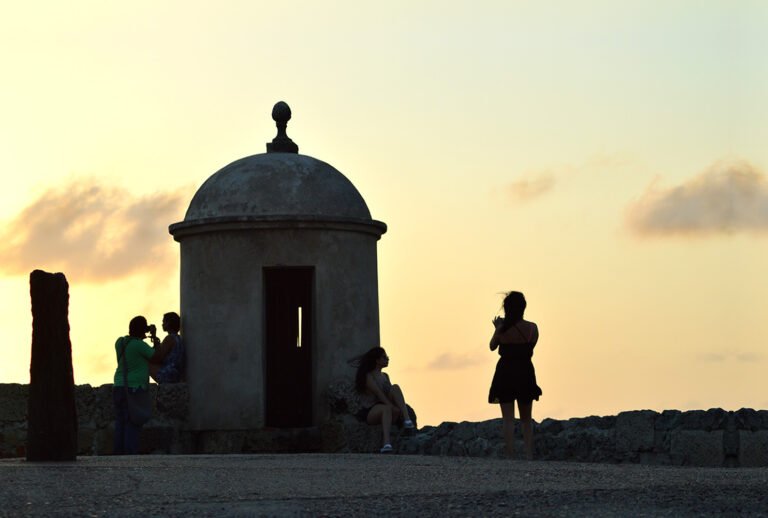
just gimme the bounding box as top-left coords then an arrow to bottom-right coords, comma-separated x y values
488,291 -> 542,459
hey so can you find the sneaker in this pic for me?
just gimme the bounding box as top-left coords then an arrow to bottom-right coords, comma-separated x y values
380,443 -> 393,453
403,419 -> 415,430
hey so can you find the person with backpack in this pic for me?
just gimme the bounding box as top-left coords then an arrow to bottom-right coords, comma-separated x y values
114,315 -> 160,454
150,312 -> 186,383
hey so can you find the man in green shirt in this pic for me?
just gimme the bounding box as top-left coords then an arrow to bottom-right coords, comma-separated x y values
113,315 -> 161,454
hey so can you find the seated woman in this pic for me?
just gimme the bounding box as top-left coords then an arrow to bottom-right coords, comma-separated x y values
149,312 -> 185,383
353,347 -> 415,453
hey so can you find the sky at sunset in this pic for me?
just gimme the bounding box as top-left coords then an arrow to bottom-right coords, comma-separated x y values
1,1 -> 767,426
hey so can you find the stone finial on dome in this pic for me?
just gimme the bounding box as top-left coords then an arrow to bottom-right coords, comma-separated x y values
266,101 -> 299,154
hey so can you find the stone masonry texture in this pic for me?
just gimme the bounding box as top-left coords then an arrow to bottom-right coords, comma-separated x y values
2,382 -> 768,467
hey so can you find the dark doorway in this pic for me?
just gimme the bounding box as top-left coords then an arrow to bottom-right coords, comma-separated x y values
264,267 -> 313,427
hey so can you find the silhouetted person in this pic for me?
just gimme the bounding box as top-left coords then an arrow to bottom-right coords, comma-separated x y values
353,347 -> 415,453
113,315 -> 159,454
150,312 -> 186,383
488,291 -> 542,459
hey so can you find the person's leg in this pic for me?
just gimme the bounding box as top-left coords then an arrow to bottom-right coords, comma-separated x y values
124,421 -> 142,454
113,388 -> 126,455
123,388 -> 145,454
518,400 -> 534,460
499,402 -> 516,457
366,404 -> 392,448
391,405 -> 401,425
387,385 -> 413,425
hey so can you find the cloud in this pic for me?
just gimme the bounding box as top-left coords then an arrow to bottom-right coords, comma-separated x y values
0,179 -> 191,283
426,352 -> 485,370
502,153 -> 633,205
505,173 -> 555,202
626,159 -> 768,236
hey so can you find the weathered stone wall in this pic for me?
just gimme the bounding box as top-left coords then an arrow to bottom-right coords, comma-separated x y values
393,409 -> 768,467
2,382 -> 767,467
0,383 -> 190,458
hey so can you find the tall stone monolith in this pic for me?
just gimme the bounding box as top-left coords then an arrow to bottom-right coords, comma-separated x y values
26,270 -> 78,461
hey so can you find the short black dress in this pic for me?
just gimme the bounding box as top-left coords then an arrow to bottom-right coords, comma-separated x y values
488,327 -> 542,404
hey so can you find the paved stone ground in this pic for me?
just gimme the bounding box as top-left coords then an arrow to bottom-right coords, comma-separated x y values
1,454 -> 767,517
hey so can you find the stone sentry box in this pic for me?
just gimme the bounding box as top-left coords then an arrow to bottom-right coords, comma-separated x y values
169,102 -> 386,431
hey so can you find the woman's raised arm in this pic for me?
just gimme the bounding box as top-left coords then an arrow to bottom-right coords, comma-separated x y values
489,325 -> 501,351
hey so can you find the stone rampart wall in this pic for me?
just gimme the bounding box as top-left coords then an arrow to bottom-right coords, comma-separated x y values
397,409 -> 768,467
0,383 -> 190,458
2,383 -> 767,467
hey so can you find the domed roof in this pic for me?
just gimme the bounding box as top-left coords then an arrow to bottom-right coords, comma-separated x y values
170,102 -> 385,240
184,152 -> 372,221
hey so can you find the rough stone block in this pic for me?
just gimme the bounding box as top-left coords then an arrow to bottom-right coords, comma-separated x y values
670,430 -> 724,466
638,452 -> 672,465
678,409 -> 728,431
429,437 -> 451,455
723,430 -> 739,456
0,384 -> 29,423
155,383 -> 189,420
77,427 -> 96,456
418,425 -> 437,435
325,379 -> 363,416
590,429 -> 615,459
90,385 -> 114,426
615,410 -> 656,452
272,428 -> 324,452
735,408 -> 761,431
534,433 -> 562,460
655,410 -> 681,430
452,421 -> 477,442
340,416 -> 382,453
170,431 -> 194,454
195,431 -> 247,454
318,418 -> 347,452
397,436 -> 423,454
0,427 -> 27,458
653,430 -> 672,452
142,423 -> 177,454
94,426 -> 114,456
537,418 -> 562,435
446,441 -> 466,456
475,418 -> 502,439
739,430 -> 768,467
743,410 -> 768,430
74,385 -> 96,424
435,421 -> 457,438
571,415 -> 615,430
400,429 -> 436,455
465,437 -> 490,457
321,415 -> 411,453
540,427 -> 617,463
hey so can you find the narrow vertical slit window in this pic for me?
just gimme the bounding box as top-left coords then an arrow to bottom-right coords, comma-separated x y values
297,306 -> 302,348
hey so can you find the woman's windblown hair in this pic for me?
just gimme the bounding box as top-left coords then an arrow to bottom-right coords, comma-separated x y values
350,347 -> 386,393
500,291 -> 526,331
